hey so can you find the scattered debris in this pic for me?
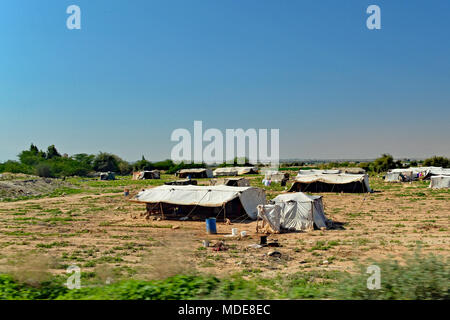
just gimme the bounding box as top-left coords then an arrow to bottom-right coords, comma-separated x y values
248,244 -> 263,249
267,240 -> 281,247
211,241 -> 228,251
171,225 -> 180,230
267,251 -> 282,258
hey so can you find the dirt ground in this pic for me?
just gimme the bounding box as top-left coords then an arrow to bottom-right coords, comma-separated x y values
0,174 -> 448,284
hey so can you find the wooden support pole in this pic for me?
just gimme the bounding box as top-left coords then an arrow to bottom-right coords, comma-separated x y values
159,202 -> 165,220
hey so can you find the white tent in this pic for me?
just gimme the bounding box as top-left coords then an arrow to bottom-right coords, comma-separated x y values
257,192 -> 328,232
213,167 -> 238,177
430,175 -> 450,189
385,170 -> 414,182
297,169 -> 340,175
290,173 -> 371,193
132,185 -> 266,219
236,167 -> 259,175
213,167 -> 259,177
264,170 -> 289,183
387,167 -> 450,181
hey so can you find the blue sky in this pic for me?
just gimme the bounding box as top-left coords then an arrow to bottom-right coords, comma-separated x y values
1,0 -> 449,162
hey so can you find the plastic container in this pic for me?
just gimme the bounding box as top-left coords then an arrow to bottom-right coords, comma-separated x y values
231,228 -> 238,236
205,218 -> 217,234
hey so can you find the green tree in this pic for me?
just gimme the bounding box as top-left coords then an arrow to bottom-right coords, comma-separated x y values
133,156 -> 154,171
29,143 -> 39,155
372,154 -> 397,173
72,153 -> 95,167
46,145 -> 61,159
93,152 -> 120,172
423,156 -> 449,168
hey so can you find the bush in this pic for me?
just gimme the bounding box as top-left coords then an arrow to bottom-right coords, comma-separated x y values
0,161 -> 32,174
333,251 -> 449,300
35,163 -> 53,178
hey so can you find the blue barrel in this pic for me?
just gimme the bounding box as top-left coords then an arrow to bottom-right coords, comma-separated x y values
205,218 -> 217,234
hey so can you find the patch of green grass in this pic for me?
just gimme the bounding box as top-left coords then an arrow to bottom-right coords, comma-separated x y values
36,241 -> 70,249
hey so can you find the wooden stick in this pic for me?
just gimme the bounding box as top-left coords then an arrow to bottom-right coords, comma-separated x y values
159,202 -> 165,220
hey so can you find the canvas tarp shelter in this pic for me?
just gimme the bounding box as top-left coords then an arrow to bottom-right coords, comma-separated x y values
132,185 -> 266,220
132,170 -> 160,180
430,175 -> 450,189
290,173 -> 372,193
297,169 -> 341,175
237,167 -> 259,175
176,168 -> 213,179
264,171 -> 290,183
164,179 -> 198,186
385,171 -> 415,182
224,177 -> 250,187
257,192 -> 328,232
213,167 -> 238,177
213,167 -> 259,177
387,167 -> 450,181
99,172 -> 115,180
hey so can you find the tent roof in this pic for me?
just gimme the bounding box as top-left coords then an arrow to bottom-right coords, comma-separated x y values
214,168 -> 238,174
298,169 -> 340,175
132,185 -> 265,218
178,168 -> 210,173
294,173 -> 367,184
389,167 -> 450,175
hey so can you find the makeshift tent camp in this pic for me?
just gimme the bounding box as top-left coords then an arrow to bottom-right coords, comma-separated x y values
223,177 -> 250,187
386,167 -> 450,181
430,175 -> 450,189
132,185 -> 266,221
257,192 -> 328,232
289,173 -> 371,193
99,172 -> 115,180
132,170 -> 160,180
164,179 -> 198,186
176,168 -> 213,179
